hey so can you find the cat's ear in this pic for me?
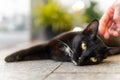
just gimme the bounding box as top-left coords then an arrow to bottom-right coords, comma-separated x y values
82,19 -> 99,39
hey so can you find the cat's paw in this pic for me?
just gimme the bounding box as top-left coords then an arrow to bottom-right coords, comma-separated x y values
5,55 -> 22,62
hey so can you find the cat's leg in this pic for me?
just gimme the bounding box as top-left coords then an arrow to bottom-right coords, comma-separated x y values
5,32 -> 77,62
5,43 -> 51,62
108,47 -> 120,55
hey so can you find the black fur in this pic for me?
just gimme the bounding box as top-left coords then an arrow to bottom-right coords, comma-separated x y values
5,19 -> 120,66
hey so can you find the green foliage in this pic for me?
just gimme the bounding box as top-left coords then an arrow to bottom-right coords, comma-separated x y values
73,1 -> 103,25
81,1 -> 102,23
32,0 -> 73,32
32,0 -> 102,32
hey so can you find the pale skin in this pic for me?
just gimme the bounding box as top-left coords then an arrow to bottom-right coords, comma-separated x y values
99,0 -> 120,39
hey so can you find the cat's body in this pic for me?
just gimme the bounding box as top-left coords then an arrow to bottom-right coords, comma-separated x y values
5,20 -> 120,66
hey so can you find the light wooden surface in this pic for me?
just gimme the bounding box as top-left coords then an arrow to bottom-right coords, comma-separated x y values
0,42 -> 120,80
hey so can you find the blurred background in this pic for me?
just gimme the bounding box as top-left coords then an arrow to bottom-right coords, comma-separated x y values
0,0 -> 115,49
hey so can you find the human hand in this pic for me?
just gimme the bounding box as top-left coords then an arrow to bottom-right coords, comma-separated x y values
99,0 -> 120,39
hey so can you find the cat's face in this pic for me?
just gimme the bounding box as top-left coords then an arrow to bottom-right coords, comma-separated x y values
72,20 -> 109,66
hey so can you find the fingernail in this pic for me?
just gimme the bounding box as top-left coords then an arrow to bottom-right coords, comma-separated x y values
104,32 -> 109,39
113,31 -> 119,37
116,23 -> 120,27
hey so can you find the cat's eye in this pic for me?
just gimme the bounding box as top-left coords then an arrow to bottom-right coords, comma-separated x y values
90,57 -> 97,62
81,42 -> 87,50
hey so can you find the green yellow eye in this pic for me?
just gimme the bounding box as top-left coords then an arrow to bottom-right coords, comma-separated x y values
90,57 -> 97,62
81,42 -> 87,50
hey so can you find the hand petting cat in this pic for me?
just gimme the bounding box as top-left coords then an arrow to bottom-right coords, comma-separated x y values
99,0 -> 120,39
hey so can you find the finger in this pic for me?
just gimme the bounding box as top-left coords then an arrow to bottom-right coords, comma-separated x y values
103,23 -> 111,39
116,24 -> 120,34
99,21 -> 106,35
99,16 -> 109,35
101,7 -> 114,25
112,31 -> 119,37
99,7 -> 114,35
109,27 -> 114,35
108,19 -> 113,27
113,3 -> 120,23
110,30 -> 119,37
109,24 -> 120,36
104,30 -> 110,39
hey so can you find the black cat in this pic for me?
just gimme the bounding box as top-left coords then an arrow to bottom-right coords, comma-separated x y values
5,19 -> 120,66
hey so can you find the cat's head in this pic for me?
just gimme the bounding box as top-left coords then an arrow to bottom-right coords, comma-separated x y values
72,19 -> 109,66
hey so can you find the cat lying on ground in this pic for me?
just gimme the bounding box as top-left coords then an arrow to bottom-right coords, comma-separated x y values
5,19 -> 120,66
